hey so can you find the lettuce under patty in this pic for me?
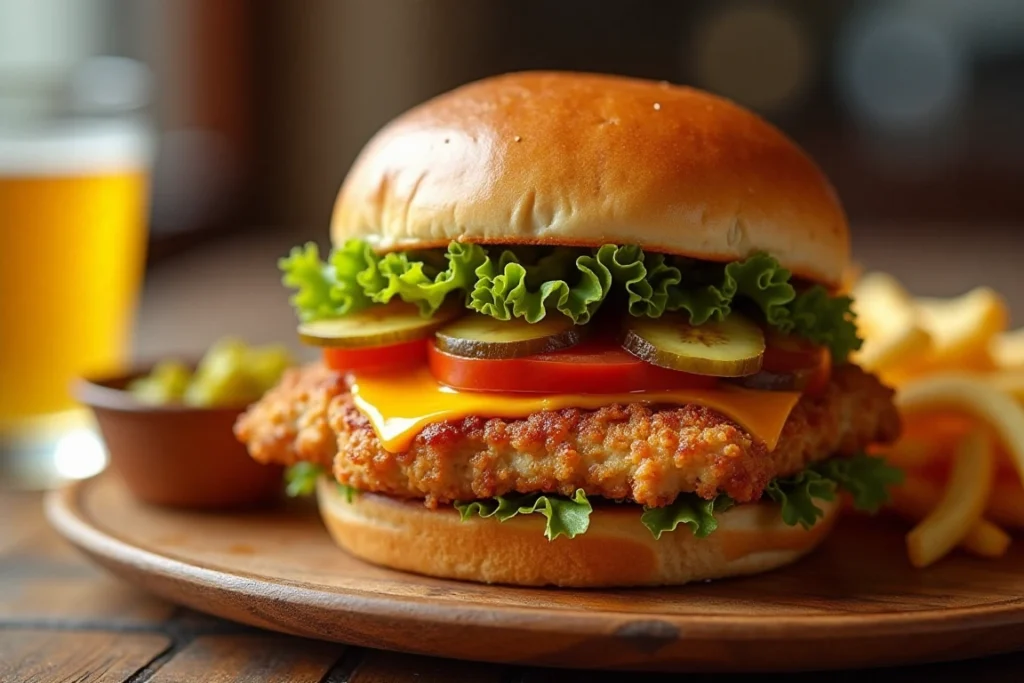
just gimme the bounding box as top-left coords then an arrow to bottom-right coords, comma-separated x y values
456,454 -> 901,541
279,240 -> 862,361
283,461 -> 321,497
283,455 -> 901,542
640,494 -> 736,540
454,489 -> 592,541
284,462 -> 357,501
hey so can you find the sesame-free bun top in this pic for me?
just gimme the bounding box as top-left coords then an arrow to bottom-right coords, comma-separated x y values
332,71 -> 849,286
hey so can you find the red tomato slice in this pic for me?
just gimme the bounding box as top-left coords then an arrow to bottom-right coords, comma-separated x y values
427,339 -> 718,394
763,332 -> 831,396
763,331 -> 827,373
324,339 -> 427,373
800,351 -> 831,397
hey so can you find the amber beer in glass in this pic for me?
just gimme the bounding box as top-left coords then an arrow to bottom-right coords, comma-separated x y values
0,122 -> 150,476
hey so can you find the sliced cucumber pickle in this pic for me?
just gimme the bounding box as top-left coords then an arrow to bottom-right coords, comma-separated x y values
298,301 -> 460,348
435,313 -> 584,360
730,369 -> 803,392
622,312 -> 765,377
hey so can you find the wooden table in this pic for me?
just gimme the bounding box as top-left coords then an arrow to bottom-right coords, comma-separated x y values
2,489 -> 1024,681
5,227 -> 1024,680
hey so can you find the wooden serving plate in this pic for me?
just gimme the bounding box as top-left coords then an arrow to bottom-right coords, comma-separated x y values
47,473 -> 1024,672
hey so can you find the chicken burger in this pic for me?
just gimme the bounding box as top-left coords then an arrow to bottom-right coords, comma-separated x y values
236,72 -> 902,587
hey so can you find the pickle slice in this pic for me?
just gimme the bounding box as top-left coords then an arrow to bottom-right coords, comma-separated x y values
622,312 -> 765,377
298,301 -> 460,348
435,313 -> 584,359
730,369 -> 805,392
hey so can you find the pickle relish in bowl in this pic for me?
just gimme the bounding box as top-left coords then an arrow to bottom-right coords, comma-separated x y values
77,339 -> 294,509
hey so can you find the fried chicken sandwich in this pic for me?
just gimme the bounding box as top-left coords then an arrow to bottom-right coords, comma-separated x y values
236,72 -> 902,587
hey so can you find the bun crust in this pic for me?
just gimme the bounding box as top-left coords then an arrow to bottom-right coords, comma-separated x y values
317,480 -> 840,587
332,71 -> 849,286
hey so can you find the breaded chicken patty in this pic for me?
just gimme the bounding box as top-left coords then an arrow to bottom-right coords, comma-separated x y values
236,363 -> 899,508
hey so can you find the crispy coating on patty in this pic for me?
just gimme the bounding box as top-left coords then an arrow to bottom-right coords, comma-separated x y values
236,363 -> 899,507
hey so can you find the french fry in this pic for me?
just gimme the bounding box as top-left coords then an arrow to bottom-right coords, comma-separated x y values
906,430 -> 994,568
850,273 -> 1017,565
987,370 -> 1024,403
989,328 -> 1024,370
914,288 -> 1007,368
889,477 -> 1011,559
896,374 -> 1024,491
851,272 -> 932,373
961,519 -> 1013,558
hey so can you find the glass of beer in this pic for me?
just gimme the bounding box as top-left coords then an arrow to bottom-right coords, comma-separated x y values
0,118 -> 151,486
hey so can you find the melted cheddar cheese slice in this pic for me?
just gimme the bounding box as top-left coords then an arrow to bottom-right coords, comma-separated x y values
350,366 -> 800,453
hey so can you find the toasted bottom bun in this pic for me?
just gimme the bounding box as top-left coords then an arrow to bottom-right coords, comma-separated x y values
316,479 -> 841,587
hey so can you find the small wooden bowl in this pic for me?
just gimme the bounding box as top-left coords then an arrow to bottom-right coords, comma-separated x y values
75,368 -> 283,509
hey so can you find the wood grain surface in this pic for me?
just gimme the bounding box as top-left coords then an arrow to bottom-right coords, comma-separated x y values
147,635 -> 344,683
0,630 -> 171,683
41,472 -> 1024,673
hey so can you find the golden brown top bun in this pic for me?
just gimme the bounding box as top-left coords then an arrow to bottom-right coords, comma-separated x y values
317,479 -> 840,587
332,71 -> 849,286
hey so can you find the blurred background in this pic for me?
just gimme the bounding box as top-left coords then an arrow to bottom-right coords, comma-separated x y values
2,0 -> 1023,482
117,1 -> 1024,232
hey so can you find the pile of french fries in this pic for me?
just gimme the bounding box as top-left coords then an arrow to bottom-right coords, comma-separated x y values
852,273 -> 1024,567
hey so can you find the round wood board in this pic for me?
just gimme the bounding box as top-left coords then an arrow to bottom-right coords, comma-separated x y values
47,473 -> 1024,673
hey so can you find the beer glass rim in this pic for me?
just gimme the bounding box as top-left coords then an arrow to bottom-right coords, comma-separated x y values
0,117 -> 152,176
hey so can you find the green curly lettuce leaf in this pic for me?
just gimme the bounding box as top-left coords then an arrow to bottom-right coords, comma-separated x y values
451,455 -> 901,541
327,239 -> 376,316
336,482 -> 358,503
358,241 -> 488,316
469,248 -> 614,324
664,282 -> 733,325
814,453 -> 905,513
640,494 -> 735,540
722,253 -> 797,326
633,253 -> 683,317
279,244 -> 363,322
284,462 -> 323,498
673,253 -> 858,360
594,244 -> 655,317
283,463 -> 359,502
454,488 -> 592,540
786,286 -> 862,362
279,240 -> 862,359
766,453 -> 903,528
467,244 -> 735,325
765,469 -> 838,529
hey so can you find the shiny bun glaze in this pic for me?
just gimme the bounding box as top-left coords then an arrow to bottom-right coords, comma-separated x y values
332,71 -> 849,286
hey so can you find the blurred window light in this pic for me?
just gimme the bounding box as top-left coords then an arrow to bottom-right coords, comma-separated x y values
0,0 -> 104,78
691,2 -> 814,114
70,56 -> 152,115
53,428 -> 108,480
901,0 -> 1024,59
837,7 -> 968,135
150,128 -> 236,237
